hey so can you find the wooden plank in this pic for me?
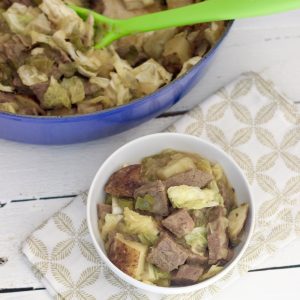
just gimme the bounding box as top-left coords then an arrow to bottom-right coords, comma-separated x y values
1,198 -> 300,290
0,290 -> 51,300
213,267 -> 300,300
0,199 -> 72,289
1,268 -> 300,300
0,116 -> 179,203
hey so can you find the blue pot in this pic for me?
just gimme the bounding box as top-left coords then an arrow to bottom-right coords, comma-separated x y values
0,22 -> 233,145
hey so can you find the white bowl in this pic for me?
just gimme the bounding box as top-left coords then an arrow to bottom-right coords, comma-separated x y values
87,133 -> 255,295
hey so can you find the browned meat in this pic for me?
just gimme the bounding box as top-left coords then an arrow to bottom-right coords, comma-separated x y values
83,81 -> 100,97
186,251 -> 208,266
218,181 -> 236,211
172,264 -> 204,286
164,169 -> 213,189
97,203 -> 112,220
147,233 -> 188,272
0,92 -> 15,103
12,75 -> 32,96
2,37 -> 28,68
30,82 -> 50,102
116,45 -> 148,67
166,0 -> 193,9
162,54 -> 182,76
208,206 -> 227,222
134,180 -> 169,216
105,164 -> 142,198
207,216 -> 229,265
162,209 -> 194,238
90,0 -> 105,13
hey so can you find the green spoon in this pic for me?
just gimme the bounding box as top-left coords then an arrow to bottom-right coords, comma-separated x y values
69,0 -> 300,49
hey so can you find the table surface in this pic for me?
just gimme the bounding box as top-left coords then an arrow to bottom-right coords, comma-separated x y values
1,10 -> 300,300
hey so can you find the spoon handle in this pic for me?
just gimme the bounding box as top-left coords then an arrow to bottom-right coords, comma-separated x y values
117,0 -> 300,36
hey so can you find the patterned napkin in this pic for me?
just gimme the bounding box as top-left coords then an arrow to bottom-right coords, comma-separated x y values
23,72 -> 300,300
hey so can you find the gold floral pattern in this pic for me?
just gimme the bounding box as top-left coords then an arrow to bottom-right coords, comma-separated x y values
23,73 -> 299,300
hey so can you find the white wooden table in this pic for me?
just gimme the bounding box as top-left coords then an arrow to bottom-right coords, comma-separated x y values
1,11 -> 300,300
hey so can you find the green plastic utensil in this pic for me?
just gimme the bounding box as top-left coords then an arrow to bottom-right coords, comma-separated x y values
69,0 -> 300,49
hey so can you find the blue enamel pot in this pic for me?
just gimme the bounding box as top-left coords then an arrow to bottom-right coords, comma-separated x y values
0,22 -> 233,145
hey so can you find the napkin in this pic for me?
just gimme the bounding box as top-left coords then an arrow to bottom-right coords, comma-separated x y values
23,72 -> 300,300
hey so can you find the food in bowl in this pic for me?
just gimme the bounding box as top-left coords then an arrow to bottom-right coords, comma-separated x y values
98,149 -> 249,287
0,0 -> 225,116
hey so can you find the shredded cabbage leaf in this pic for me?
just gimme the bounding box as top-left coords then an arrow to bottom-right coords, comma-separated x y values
184,226 -> 208,255
17,65 -> 48,86
42,77 -> 71,109
167,185 -> 223,210
123,207 -> 159,245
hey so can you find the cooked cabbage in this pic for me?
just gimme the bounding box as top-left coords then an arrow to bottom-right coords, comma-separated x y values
123,207 -> 159,245
135,194 -> 155,211
142,263 -> 170,286
184,226 -> 207,255
61,76 -> 85,104
17,65 -> 48,86
200,265 -> 224,281
228,203 -> 249,244
167,185 -> 223,209
157,157 -> 196,179
0,83 -> 14,93
42,77 -> 71,109
100,213 -> 123,241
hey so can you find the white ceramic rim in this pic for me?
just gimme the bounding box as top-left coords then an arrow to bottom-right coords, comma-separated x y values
87,133 -> 255,295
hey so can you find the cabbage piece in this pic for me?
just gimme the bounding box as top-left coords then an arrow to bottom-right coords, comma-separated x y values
100,213 -> 123,241
26,54 -> 54,76
208,180 -> 224,206
3,3 -> 52,35
105,72 -> 132,106
228,203 -> 249,244
142,263 -> 170,286
157,156 -> 196,179
133,59 -> 172,95
89,77 -> 110,89
123,207 -> 159,245
61,76 -> 85,104
112,196 -> 134,214
58,63 -> 77,78
163,32 -> 192,64
30,31 -> 58,50
212,164 -> 224,181
112,197 -> 123,215
177,56 -> 201,78
205,21 -> 225,45
3,3 -> 39,34
184,226 -> 207,255
113,54 -> 138,91
77,97 -> 106,114
42,77 -> 71,109
0,83 -> 14,93
135,194 -> 155,211
39,0 -> 83,29
0,102 -> 18,114
143,28 -> 177,60
200,265 -> 223,282
17,65 -> 48,86
167,185 -> 222,209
